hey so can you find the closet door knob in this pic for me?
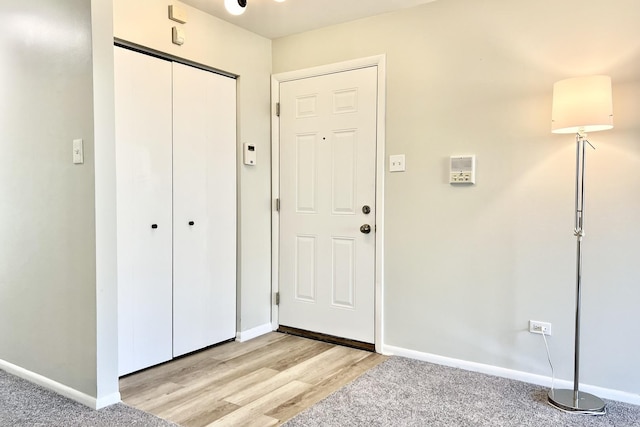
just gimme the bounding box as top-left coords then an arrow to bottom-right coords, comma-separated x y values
151,224 -> 158,229
188,221 -> 195,226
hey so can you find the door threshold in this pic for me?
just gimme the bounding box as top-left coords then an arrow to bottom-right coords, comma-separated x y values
278,326 -> 375,352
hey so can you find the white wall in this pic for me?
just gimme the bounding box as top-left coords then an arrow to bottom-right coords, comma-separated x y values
0,0 -> 99,396
113,0 -> 273,334
273,0 -> 640,396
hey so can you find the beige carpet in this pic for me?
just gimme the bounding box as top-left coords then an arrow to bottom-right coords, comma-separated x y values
0,369 -> 177,427
284,357 -> 640,427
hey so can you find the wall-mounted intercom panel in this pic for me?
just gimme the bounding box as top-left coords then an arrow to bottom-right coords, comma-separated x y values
243,143 -> 256,166
450,155 -> 476,184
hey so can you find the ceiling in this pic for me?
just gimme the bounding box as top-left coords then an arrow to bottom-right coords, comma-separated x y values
180,0 -> 438,39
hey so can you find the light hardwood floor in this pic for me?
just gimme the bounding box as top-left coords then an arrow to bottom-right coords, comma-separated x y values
120,332 -> 388,427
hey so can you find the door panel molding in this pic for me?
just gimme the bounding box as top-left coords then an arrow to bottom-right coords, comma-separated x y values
271,55 -> 386,352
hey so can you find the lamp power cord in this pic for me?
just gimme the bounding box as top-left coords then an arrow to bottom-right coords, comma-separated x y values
540,331 -> 607,416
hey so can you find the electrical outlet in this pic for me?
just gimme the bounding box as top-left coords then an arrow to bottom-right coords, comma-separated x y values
529,320 -> 552,335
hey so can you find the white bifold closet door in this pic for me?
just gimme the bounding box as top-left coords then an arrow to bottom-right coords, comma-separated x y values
115,46 -> 237,375
114,47 -> 173,376
172,62 -> 237,357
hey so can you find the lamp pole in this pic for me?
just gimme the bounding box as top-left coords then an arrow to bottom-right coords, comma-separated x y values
547,132 -> 605,414
574,132 -> 586,405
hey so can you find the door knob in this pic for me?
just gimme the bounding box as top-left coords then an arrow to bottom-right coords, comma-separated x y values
151,224 -> 158,229
360,224 -> 371,234
188,221 -> 195,226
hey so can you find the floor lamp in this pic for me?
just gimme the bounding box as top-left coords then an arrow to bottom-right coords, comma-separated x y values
549,75 -> 613,414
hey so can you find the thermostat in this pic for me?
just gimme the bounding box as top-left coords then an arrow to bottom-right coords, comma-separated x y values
243,143 -> 256,166
450,155 -> 476,184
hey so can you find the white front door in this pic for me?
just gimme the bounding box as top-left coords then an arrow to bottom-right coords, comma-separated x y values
279,66 -> 378,343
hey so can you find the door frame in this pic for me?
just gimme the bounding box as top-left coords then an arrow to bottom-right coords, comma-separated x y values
271,55 -> 386,352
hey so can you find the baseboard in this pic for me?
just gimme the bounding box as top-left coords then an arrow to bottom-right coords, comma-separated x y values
95,391 -> 122,409
0,358 -> 120,409
236,323 -> 274,342
382,344 -> 640,406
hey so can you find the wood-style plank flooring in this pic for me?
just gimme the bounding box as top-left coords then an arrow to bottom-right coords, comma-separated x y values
120,332 -> 388,427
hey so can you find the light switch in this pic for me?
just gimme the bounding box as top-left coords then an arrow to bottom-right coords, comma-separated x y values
389,154 -> 406,172
73,139 -> 84,164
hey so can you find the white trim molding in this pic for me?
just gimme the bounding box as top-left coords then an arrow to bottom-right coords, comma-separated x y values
271,55 -> 386,352
0,358 -> 121,409
383,344 -> 640,406
236,323 -> 274,342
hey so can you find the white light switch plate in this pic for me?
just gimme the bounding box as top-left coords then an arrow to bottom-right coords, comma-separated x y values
389,154 -> 406,172
73,139 -> 83,164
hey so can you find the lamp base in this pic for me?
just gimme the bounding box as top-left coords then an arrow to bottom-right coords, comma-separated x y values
548,389 -> 606,414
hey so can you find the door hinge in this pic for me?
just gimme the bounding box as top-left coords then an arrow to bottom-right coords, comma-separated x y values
275,292 -> 280,305
275,198 -> 280,212
275,102 -> 280,117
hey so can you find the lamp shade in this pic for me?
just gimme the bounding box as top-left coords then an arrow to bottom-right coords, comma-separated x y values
551,75 -> 613,134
